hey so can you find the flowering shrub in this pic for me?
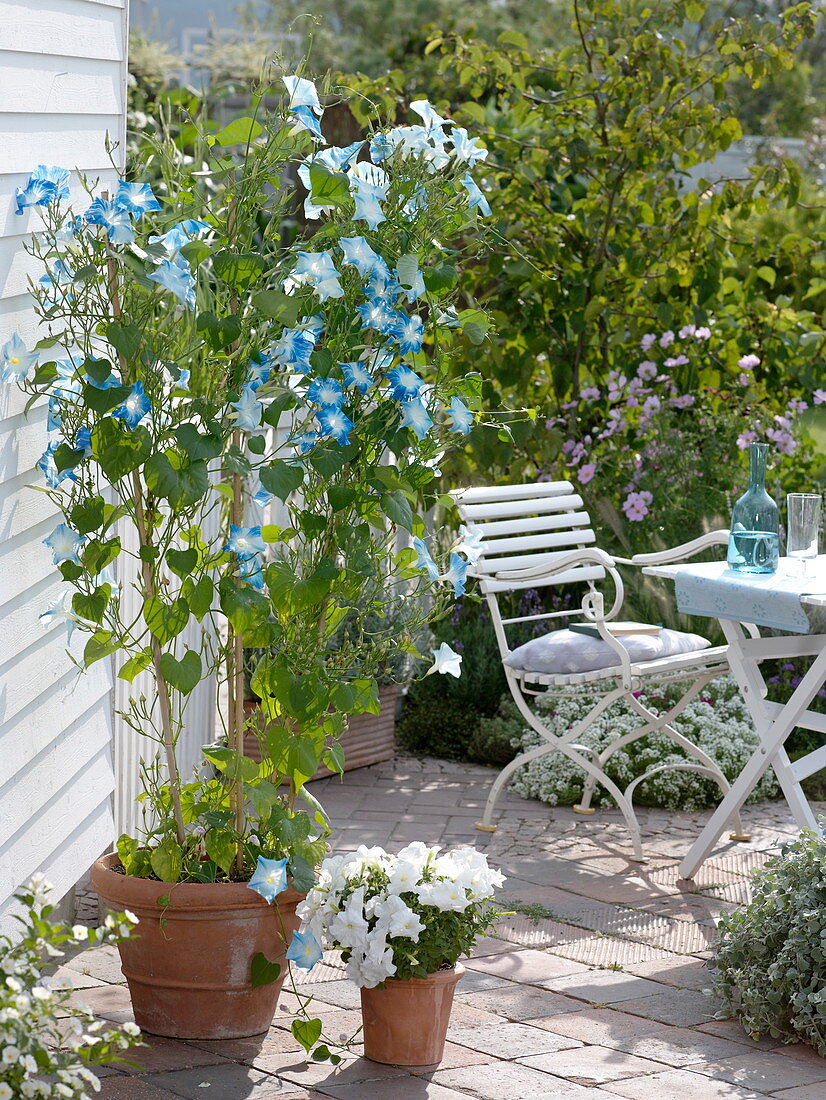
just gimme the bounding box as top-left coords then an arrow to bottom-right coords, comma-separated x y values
711,826 -> 826,1054
0,877 -> 140,1099
2,74 -> 494,888
296,843 -> 504,987
508,676 -> 780,812
552,323 -> 822,556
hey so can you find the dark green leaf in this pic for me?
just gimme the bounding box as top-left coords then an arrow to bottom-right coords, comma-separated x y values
144,595 -> 190,644
212,250 -> 268,291
159,650 -> 202,695
70,496 -> 106,535
106,323 -> 142,362
91,421 -> 152,481
166,547 -> 198,579
382,490 -> 414,532
54,443 -> 85,474
72,584 -> 111,625
260,460 -> 304,501
251,290 -> 301,327
183,575 -> 214,621
150,836 -> 183,883
204,829 -> 237,874
308,164 -> 351,207
214,117 -> 264,146
251,952 -> 281,989
196,311 -> 242,351
291,1017 -> 322,1052
82,381 -> 131,416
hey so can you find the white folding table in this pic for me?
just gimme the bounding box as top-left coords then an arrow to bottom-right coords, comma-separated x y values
643,557 -> 826,879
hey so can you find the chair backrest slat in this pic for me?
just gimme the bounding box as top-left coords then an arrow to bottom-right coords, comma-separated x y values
478,528 -> 596,557
482,564 -> 605,593
459,492 -> 584,522
452,481 -> 574,504
467,512 -> 591,538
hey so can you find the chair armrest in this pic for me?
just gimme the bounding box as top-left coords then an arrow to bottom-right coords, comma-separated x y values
493,546 -> 616,581
630,530 -> 729,567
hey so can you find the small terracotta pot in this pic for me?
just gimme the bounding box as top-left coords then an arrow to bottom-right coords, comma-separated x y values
90,853 -> 302,1040
360,963 -> 464,1066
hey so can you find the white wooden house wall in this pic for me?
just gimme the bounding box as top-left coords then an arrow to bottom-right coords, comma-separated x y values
0,0 -> 129,922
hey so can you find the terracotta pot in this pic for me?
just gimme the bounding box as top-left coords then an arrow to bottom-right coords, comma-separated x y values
244,683 -> 400,779
360,963 -> 464,1066
90,853 -> 302,1040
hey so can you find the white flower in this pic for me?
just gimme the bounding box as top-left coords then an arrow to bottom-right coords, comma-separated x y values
123,1021 -> 141,1036
386,860 -> 422,894
328,905 -> 369,950
72,924 -> 90,941
395,842 -> 439,868
417,880 -> 470,913
2,1044 -> 20,1064
425,642 -> 462,678
0,1083 -> 13,1099
455,525 -> 484,564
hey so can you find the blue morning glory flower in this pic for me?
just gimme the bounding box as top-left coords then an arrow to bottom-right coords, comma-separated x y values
283,74 -> 322,115
15,177 -> 57,215
75,427 -> 92,457
298,145 -> 363,218
47,396 -> 62,432
461,174 -> 491,216
292,251 -> 344,301
339,236 -> 383,277
149,220 -> 209,258
270,328 -> 315,372
115,180 -> 162,219
32,165 -> 71,196
409,99 -> 451,131
369,132 -> 393,164
44,523 -> 85,565
363,348 -> 396,374
37,442 -> 77,489
165,364 -> 190,392
447,396 -> 474,435
400,399 -> 432,440
147,258 -> 197,309
392,314 -> 425,356
231,384 -> 263,432
385,365 -> 424,401
307,377 -> 344,407
39,590 -> 77,641
340,361 -> 374,394
412,536 -> 439,581
1,334 -> 38,383
252,481 -> 274,508
298,315 -> 325,340
295,431 -> 319,453
357,298 -> 400,336
247,856 -> 289,903
350,175 -> 386,229
442,552 -> 469,597
225,524 -> 267,559
316,406 -> 354,446
290,105 -> 324,140
84,197 -> 135,244
450,128 -> 488,165
238,554 -> 265,591
286,929 -> 323,971
365,265 -> 401,302
112,381 -> 150,429
39,259 -> 75,302
246,354 -> 271,390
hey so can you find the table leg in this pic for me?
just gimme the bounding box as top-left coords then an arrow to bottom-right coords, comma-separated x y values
679,624 -> 826,880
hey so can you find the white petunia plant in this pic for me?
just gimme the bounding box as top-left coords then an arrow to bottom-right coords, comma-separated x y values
0,877 -> 141,1100
296,843 -> 505,987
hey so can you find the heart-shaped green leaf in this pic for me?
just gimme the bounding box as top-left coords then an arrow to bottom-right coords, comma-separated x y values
159,650 -> 202,694
251,952 -> 282,989
166,547 -> 198,579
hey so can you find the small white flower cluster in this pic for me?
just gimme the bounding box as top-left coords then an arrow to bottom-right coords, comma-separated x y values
297,843 -> 504,988
0,878 -> 140,1099
509,676 -> 780,812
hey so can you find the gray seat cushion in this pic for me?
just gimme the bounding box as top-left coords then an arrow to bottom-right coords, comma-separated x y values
504,627 -> 711,676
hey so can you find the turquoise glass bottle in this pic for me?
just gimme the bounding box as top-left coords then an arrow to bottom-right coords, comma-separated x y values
727,441 -> 779,574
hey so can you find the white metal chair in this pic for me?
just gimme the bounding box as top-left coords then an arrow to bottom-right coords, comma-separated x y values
451,481 -> 747,861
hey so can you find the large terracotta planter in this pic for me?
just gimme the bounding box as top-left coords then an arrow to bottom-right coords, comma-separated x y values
244,683 -> 400,779
90,853 -> 302,1040
360,963 -> 464,1066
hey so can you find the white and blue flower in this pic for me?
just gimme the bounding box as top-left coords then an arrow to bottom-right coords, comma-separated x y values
291,250 -> 344,301
84,197 -> 135,244
412,536 -> 439,581
37,442 -> 77,489
426,641 -> 462,678
307,377 -> 344,407
39,259 -> 75,302
340,361 -> 374,394
147,258 -> 197,309
231,384 -> 263,432
148,220 -> 210,259
0,334 -> 38,383
461,174 -> 491,216
39,590 -> 77,641
114,180 -> 162,219
399,399 -> 432,440
450,128 -> 488,166
385,366 -> 424,401
316,406 -> 354,446
15,165 -> 70,214
225,525 -> 267,559
112,381 -> 150,429
441,552 -> 468,597
43,523 -> 85,565
446,396 -> 474,435
246,354 -> 271,390
269,327 -> 316,372
339,236 -> 383,278
286,929 -> 323,971
238,554 -> 265,591
357,298 -> 400,336
392,314 -> 424,356
247,856 -> 289,903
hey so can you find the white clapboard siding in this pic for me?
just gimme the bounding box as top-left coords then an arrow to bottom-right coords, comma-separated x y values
0,0 -> 128,926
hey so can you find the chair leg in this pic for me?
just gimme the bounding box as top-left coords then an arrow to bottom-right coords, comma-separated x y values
474,740 -> 566,832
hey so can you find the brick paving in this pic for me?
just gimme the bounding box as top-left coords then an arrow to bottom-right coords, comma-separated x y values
66,753 -> 826,1099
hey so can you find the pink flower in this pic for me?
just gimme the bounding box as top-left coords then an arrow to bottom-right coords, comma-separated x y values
622,492 -> 651,521
738,354 -> 760,370
659,331 -> 675,348
640,333 -> 657,351
664,355 -> 689,368
767,427 -> 797,455
814,389 -> 826,405
669,394 -> 695,409
737,429 -> 757,449
694,327 -> 711,340
581,386 -> 601,402
787,398 -> 808,414
637,361 -> 657,380
737,373 -> 749,386
577,463 -> 596,484
642,395 -> 661,418
678,324 -> 696,338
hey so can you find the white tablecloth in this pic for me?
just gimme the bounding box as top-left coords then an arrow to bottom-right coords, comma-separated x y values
673,557 -> 826,634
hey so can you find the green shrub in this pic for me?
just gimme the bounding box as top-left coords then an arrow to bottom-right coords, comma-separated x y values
509,676 -> 780,812
711,827 -> 826,1053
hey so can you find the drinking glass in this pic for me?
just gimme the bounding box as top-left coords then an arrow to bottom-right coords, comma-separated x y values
786,493 -> 822,576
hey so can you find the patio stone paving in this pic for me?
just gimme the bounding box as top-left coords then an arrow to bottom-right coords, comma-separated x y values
68,752 -> 826,1098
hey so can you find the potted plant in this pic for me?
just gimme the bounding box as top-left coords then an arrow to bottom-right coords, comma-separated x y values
0,876 -> 141,1099
298,842 -> 505,1065
5,73 -> 491,1042
244,602 -> 419,776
